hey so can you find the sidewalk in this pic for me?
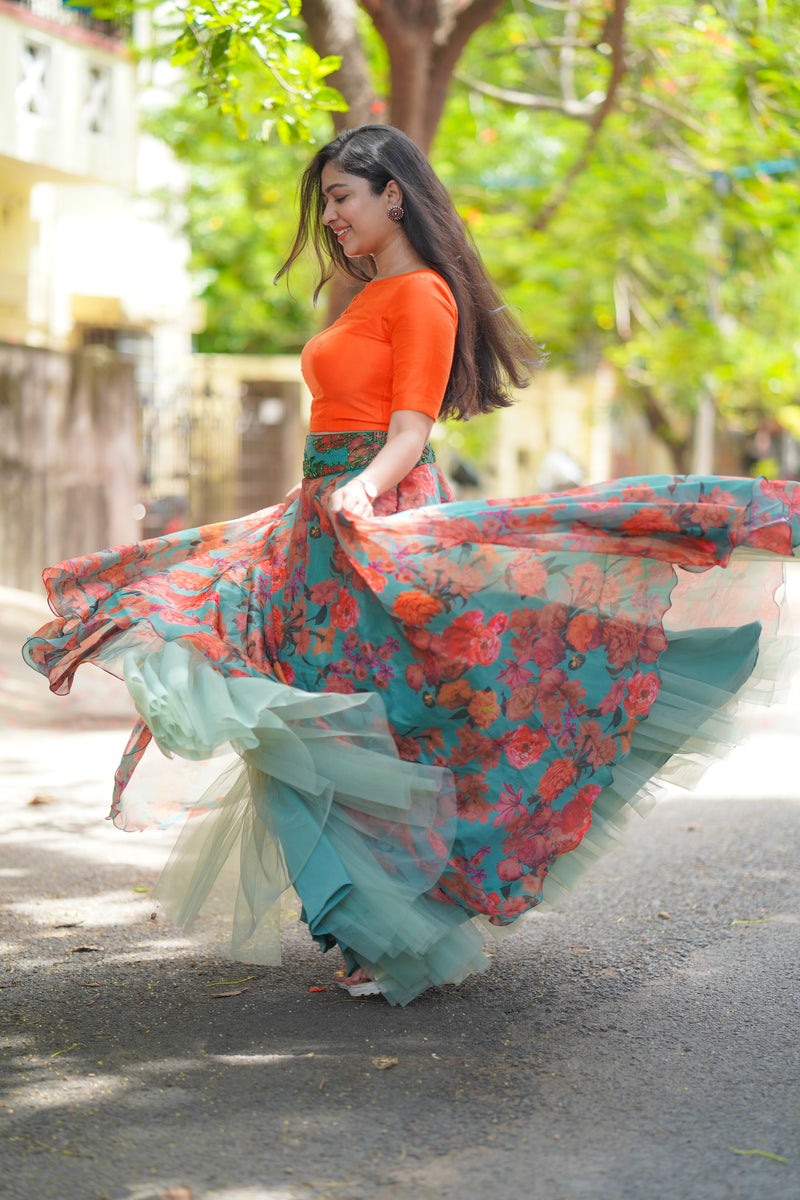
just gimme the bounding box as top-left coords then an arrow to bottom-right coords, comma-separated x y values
2,587 -> 799,1200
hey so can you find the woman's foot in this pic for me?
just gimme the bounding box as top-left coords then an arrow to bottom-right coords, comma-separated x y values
334,966 -> 381,997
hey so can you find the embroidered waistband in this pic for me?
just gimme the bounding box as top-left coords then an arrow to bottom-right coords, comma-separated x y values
303,431 -> 435,478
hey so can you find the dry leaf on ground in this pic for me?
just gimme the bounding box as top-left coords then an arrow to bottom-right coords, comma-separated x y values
371,1056 -> 399,1070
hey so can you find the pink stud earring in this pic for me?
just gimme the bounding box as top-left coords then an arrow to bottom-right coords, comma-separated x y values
387,204 -> 404,222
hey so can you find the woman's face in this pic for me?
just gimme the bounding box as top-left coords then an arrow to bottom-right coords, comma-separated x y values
320,163 -> 398,260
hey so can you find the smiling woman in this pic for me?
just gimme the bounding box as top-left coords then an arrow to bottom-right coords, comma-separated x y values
23,125 -> 800,1006
320,166 -> 409,267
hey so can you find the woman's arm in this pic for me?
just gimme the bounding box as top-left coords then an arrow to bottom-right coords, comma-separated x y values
328,409 -> 434,518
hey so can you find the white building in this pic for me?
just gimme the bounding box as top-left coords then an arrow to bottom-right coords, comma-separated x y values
0,0 -> 196,501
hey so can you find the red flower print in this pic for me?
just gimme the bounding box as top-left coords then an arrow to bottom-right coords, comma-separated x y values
438,678 -> 475,709
440,610 -> 506,667
640,624 -> 668,662
597,677 -> 626,715
498,896 -> 530,919
183,631 -> 228,663
405,662 -> 425,691
602,618 -> 667,669
427,827 -> 449,859
309,579 -> 339,606
510,557 -> 548,596
554,794 -> 592,841
539,667 -> 568,693
532,632 -> 566,669
567,561 -> 605,606
294,625 -> 311,655
539,603 -> 569,633
324,674 -> 357,695
356,561 -> 389,593
395,735 -> 422,761
509,607 -> 540,637
392,589 -> 444,625
160,568 -> 213,592
271,556 -> 286,590
276,660 -> 295,685
502,821 -> 549,867
451,726 -> 503,770
506,684 -> 538,721
624,671 -> 661,717
602,618 -> 641,668
747,523 -> 792,555
468,689 -> 501,729
437,559 -> 486,598
497,659 -> 535,688
505,725 -> 549,769
497,855 -> 525,882
510,625 -> 538,663
457,773 -> 492,823
270,604 -> 284,648
539,757 -> 577,802
579,719 -> 619,768
566,612 -> 603,652
620,508 -> 684,537
330,590 -> 360,631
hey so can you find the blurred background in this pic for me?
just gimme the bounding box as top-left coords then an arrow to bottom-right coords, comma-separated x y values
1,0 -> 799,595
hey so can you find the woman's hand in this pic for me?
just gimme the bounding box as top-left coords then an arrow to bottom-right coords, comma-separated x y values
329,478 -> 374,518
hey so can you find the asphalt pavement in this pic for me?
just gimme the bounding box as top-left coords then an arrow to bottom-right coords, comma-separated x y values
1,585 -> 799,1200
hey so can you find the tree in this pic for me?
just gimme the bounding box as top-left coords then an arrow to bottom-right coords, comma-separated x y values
143,1 -> 800,474
439,0 -> 800,473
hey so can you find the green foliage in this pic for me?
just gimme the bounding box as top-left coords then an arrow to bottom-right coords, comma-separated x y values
141,0 -> 800,470
96,0 -> 347,142
147,93 -> 328,352
434,0 -> 800,468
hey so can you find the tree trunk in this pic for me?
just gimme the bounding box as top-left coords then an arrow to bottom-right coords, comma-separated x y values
300,0 -> 506,321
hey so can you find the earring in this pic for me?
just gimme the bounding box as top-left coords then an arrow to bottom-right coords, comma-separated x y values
387,204 -> 404,222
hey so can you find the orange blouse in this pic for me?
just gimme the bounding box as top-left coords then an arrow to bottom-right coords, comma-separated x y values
301,269 -> 458,432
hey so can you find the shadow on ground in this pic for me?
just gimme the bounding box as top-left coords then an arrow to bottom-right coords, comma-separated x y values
2,783 -> 798,1200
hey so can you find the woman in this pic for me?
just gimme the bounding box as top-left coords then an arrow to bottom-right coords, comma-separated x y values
24,126 -> 800,1005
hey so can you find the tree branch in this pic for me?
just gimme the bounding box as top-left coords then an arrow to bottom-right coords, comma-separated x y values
455,72 -> 599,119
531,0 -> 629,231
423,0 -> 507,148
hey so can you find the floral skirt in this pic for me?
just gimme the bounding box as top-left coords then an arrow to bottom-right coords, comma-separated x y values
24,431 -> 800,1004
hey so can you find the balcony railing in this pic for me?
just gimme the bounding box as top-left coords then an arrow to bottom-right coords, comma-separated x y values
6,0 -> 131,40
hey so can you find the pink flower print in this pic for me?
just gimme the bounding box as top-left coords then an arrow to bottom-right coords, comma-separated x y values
491,782 -> 528,827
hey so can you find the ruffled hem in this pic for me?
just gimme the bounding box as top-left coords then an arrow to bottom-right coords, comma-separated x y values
114,638 -> 490,1005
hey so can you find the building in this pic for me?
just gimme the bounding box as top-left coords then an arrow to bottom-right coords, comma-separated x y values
0,0 -> 197,588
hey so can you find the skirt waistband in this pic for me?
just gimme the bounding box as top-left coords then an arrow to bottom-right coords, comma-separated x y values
303,431 -> 436,478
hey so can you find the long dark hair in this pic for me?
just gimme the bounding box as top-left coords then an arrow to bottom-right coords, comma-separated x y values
276,125 -> 542,420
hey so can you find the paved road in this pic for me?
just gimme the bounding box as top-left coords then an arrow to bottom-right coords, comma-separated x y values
2,587 -> 799,1200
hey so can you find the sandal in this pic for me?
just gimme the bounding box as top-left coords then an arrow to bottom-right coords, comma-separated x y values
334,968 -> 381,998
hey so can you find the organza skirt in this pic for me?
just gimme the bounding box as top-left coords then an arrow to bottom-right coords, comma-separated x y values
24,432 -> 800,1004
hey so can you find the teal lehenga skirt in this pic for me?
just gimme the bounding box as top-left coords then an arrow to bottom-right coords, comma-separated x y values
23,432 -> 800,1004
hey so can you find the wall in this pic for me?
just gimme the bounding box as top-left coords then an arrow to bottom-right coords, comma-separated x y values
0,340 -> 139,593
0,3 -> 135,189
